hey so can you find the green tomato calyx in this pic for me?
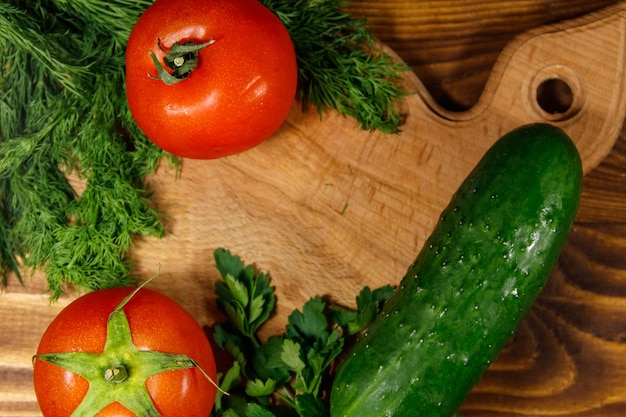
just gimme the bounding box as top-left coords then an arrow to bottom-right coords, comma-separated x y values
33,280 -> 223,417
148,39 -> 215,86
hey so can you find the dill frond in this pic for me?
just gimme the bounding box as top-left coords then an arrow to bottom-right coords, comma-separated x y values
261,0 -> 409,133
1,1 -> 163,298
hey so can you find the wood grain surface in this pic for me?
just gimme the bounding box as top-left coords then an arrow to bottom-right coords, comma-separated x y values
2,1 -> 626,416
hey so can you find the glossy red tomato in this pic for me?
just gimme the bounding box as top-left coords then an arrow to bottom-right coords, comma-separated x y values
125,0 -> 298,159
33,287 -> 217,416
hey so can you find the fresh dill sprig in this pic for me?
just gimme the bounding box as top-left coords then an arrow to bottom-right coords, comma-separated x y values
1,0 -> 163,298
1,0 -> 407,298
261,0 -> 409,133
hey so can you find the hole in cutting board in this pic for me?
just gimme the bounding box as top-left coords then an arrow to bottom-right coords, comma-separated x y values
528,65 -> 585,122
536,78 -> 574,115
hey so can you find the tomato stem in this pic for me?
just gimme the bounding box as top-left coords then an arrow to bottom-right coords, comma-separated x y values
114,268 -> 159,313
104,365 -> 128,383
148,39 -> 215,86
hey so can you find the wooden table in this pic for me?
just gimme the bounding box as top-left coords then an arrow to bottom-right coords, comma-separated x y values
2,1 -> 626,416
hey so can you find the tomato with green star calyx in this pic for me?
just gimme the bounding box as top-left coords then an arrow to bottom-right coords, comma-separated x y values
125,0 -> 298,160
33,286 -> 217,417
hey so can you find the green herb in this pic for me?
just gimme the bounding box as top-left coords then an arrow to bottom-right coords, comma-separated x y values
210,248 -> 394,417
0,0 -> 166,297
264,0 -> 408,133
1,0 -> 407,298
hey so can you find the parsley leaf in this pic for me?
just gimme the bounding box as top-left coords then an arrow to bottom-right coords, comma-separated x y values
330,285 -> 395,336
215,248 -> 276,342
247,378 -> 277,398
214,361 -> 244,414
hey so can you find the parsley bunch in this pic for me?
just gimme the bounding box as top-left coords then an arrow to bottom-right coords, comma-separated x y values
211,249 -> 394,417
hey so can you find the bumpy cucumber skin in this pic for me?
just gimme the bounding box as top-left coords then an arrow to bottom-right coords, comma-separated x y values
330,124 -> 583,417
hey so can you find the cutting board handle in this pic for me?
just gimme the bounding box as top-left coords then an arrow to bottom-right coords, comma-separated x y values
405,0 -> 626,173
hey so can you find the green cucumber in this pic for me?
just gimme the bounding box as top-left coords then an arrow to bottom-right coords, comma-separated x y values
330,123 -> 583,417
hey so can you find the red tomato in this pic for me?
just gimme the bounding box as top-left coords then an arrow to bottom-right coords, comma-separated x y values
33,287 -> 217,417
125,0 -> 298,159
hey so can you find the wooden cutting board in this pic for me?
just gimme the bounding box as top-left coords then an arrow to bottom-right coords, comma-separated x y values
3,2 -> 626,416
